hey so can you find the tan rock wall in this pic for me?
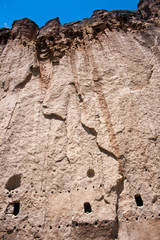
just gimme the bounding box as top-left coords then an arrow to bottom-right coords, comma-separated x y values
0,1 -> 160,239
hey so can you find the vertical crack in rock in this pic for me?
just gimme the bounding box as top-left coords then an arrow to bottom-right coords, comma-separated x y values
5,102 -> 18,132
93,76 -> 120,156
83,34 -> 124,178
0,101 -> 18,147
85,41 -> 119,155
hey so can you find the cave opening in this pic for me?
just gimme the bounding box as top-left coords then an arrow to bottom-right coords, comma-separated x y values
135,194 -> 143,207
84,202 -> 92,213
13,202 -> 20,216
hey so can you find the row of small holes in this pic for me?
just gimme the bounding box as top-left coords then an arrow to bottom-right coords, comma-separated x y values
21,221 -> 108,230
6,185 -> 103,196
126,214 -> 160,222
50,221 -> 108,229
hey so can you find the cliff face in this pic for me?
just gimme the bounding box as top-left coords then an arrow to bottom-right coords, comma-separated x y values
0,0 -> 160,239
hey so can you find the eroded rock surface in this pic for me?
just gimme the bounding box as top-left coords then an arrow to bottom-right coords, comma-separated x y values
0,0 -> 160,239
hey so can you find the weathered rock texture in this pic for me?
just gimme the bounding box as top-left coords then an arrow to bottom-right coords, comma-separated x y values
0,0 -> 160,239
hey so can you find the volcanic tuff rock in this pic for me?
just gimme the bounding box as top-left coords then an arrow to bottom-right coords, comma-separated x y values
0,0 -> 160,239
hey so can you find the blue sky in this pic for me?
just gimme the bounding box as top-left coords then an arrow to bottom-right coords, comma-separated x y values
0,0 -> 139,29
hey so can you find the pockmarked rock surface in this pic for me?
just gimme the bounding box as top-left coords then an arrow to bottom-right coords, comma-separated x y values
0,0 -> 160,239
